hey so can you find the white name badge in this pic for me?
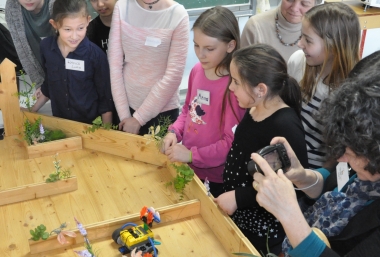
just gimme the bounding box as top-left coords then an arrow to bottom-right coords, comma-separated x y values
65,58 -> 84,72
197,89 -> 210,105
232,124 -> 237,134
336,162 -> 350,191
145,37 -> 161,47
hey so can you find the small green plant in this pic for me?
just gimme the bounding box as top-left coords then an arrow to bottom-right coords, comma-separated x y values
22,117 -> 66,145
144,115 -> 172,149
30,224 -> 50,241
45,154 -> 72,183
82,116 -> 118,134
15,70 -> 37,111
30,222 -> 76,243
166,163 -> 194,201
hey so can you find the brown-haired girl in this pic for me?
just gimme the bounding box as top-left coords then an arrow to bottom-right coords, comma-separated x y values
162,6 -> 245,198
214,44 -> 308,254
29,0 -> 114,124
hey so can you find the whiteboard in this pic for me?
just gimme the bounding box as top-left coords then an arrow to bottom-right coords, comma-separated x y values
176,0 -> 249,9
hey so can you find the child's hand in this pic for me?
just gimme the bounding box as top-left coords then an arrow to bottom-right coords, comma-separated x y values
119,117 -> 141,134
161,132 -> 177,153
33,87 -> 42,99
165,144 -> 191,163
213,191 -> 237,215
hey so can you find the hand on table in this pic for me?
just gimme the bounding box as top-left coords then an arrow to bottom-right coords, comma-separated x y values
161,132 -> 177,153
165,144 -> 191,163
119,117 -> 141,134
33,87 -> 42,99
213,190 -> 237,215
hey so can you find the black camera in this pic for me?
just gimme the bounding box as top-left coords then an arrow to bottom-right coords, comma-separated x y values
247,143 -> 291,175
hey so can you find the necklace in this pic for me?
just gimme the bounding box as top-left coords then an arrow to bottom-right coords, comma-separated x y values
142,0 -> 160,9
275,13 -> 301,47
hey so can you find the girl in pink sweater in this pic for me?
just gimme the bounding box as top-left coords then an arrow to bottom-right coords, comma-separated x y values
108,0 -> 189,135
162,6 -> 245,197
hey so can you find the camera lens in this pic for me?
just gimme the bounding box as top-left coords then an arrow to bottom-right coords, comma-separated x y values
247,160 -> 260,176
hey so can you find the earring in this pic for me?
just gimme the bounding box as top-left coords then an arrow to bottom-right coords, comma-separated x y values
258,94 -> 261,98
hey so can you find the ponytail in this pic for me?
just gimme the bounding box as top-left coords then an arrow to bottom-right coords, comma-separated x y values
280,76 -> 302,119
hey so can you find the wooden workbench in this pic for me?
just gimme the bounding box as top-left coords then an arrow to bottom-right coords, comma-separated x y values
0,59 -> 259,256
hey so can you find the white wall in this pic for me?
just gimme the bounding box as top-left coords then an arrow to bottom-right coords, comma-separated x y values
0,0 -> 6,9
362,28 -> 380,58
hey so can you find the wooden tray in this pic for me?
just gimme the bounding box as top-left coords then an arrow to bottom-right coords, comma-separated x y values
0,58 -> 259,257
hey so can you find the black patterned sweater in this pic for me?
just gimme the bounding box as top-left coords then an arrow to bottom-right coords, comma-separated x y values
223,108 -> 309,248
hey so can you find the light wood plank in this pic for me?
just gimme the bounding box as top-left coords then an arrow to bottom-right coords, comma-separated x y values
26,136 -> 82,159
0,177 -> 78,206
0,58 -> 23,136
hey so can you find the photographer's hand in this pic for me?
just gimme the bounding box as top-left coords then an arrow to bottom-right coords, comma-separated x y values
252,153 -> 312,249
252,153 -> 297,218
269,137 -> 324,198
269,137 -> 304,180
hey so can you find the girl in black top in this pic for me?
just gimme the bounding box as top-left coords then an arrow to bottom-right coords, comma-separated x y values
214,44 -> 308,255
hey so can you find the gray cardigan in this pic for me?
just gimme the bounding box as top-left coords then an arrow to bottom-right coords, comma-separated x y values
5,0 -> 55,88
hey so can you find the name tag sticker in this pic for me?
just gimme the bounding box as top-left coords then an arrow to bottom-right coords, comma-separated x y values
197,89 -> 210,105
336,162 -> 350,191
232,124 -> 237,134
145,37 -> 161,47
65,58 -> 85,71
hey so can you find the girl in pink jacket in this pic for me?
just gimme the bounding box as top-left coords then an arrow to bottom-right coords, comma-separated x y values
162,7 -> 245,197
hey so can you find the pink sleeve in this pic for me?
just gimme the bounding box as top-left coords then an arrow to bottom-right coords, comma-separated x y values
168,67 -> 196,142
191,92 -> 245,168
133,17 -> 190,126
108,2 -> 131,121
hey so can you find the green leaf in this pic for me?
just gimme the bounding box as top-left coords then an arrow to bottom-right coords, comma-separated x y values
92,116 -> 103,125
39,224 -> 46,231
41,232 -> 50,240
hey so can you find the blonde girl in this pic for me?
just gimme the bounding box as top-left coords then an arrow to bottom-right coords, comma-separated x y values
288,2 -> 360,169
